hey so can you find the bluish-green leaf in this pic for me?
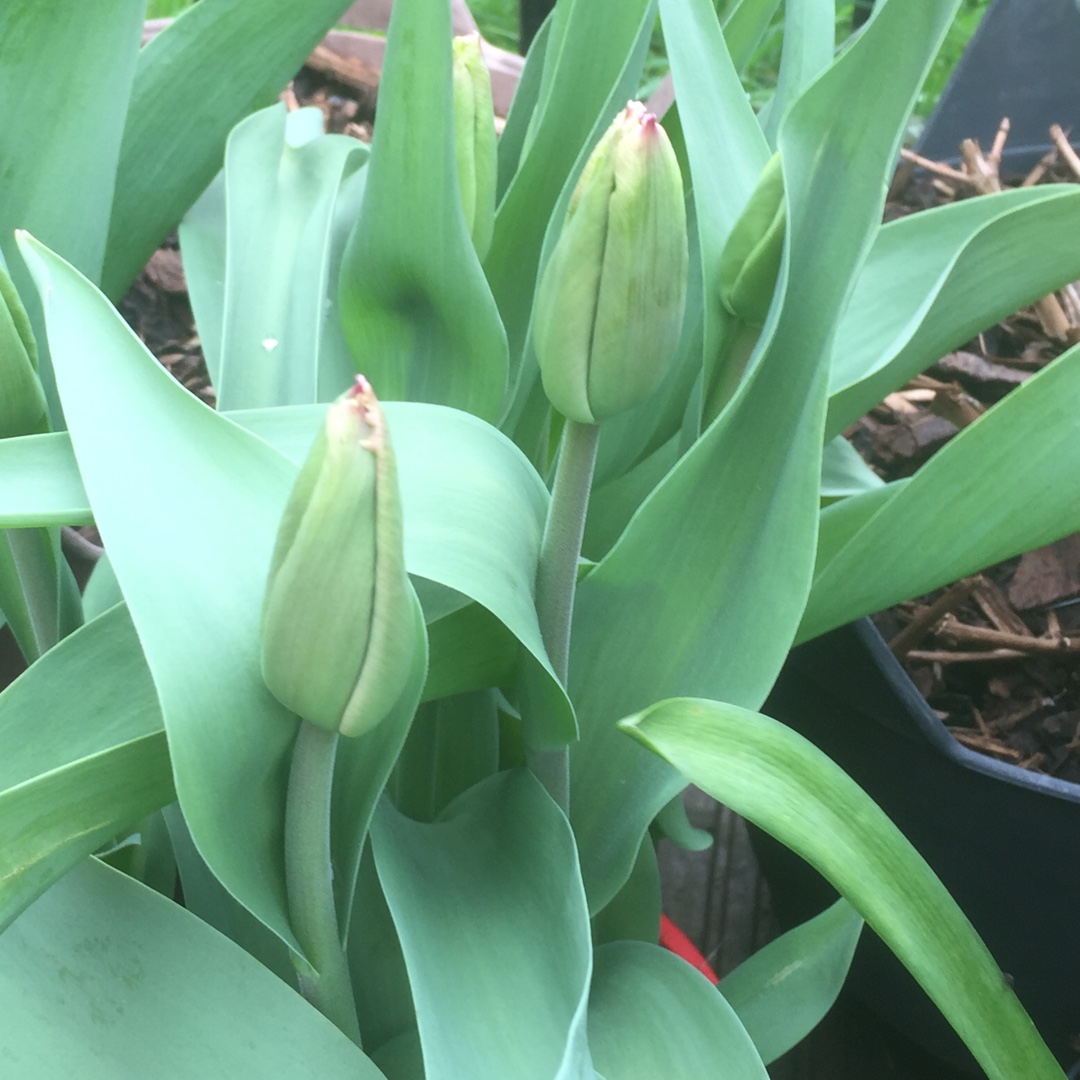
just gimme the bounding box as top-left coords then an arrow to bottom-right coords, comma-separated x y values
0,606 -> 170,933
621,697 -> 1062,1080
19,232 -> 303,954
827,185 -> 1080,439
186,104 -> 368,411
718,898 -> 863,1063
802,341 -> 1080,640
370,770 -> 595,1080
339,0 -> 508,421
102,0 -> 362,298
0,858 -> 385,1078
589,941 -> 768,1079
820,435 -> 883,500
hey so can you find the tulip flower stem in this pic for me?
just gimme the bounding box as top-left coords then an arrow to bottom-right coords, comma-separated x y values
285,719 -> 362,1047
528,419 -> 600,813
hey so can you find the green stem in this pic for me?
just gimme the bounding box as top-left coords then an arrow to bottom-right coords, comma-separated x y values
285,719 -> 362,1046
527,419 -> 600,813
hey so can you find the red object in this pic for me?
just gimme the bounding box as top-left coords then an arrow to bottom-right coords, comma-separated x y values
659,913 -> 719,985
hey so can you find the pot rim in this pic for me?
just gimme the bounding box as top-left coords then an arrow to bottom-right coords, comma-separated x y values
856,616 -> 1080,805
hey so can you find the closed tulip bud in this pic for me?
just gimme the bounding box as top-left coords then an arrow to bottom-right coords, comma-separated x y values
452,33 -> 496,260
0,263 -> 47,437
533,101 -> 688,425
718,152 -> 786,327
261,377 -> 417,738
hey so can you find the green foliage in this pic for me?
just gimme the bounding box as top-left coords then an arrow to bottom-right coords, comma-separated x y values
0,0 -> 1074,1077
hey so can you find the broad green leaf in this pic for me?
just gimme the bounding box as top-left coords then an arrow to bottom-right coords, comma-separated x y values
101,0 -> 359,299
811,478 -> 906,581
802,342 -> 1080,640
0,527 -> 72,662
0,432 -> 93,528
390,690 -> 500,824
195,104 -> 368,411
495,14 -> 551,203
486,0 -> 655,373
0,0 -> 143,420
338,0 -> 508,422
370,770 -> 595,1080
588,941 -> 768,1079
0,605 -> 170,933
19,233 -> 303,954
820,435 -> 883,500
722,0 -> 784,73
718,898 -> 863,1063
622,698 -> 1063,1080
590,836 -> 661,948
826,186 -> 1080,438
569,0 -> 957,913
755,0 -> 834,145
0,858 -> 385,1078
652,790 -> 713,852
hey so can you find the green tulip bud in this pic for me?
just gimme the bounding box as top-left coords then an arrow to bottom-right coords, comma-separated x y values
0,263 -> 47,437
261,377 -> 418,738
533,101 -> 688,425
452,33 -> 496,260
718,152 -> 786,327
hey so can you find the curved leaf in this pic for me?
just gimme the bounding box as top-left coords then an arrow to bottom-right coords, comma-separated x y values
338,0 -> 508,421
802,342 -> 1080,640
191,104 -> 368,410
588,941 -> 768,1079
718,898 -> 863,1064
827,186 -> 1080,438
19,232 -> 303,954
621,697 -> 1062,1080
370,770 -> 595,1080
0,606 -> 169,933
102,0 -> 361,298
0,858 -> 385,1078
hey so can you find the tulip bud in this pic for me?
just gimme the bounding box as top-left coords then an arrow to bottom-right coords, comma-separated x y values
533,101 -> 688,425
0,263 -> 48,437
718,152 -> 785,327
261,377 -> 418,737
452,33 -> 497,260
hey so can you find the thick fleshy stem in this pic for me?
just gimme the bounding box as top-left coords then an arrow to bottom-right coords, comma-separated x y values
285,719 -> 362,1046
527,419 -> 600,813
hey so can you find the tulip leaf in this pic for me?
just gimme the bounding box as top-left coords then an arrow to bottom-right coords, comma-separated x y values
569,0 -> 957,914
722,0 -> 784,74
0,605 -> 171,933
495,14 -> 550,202
0,0 -> 143,422
0,433 -> 93,528
183,104 -> 368,411
756,0 -> 834,146
820,435 -> 884,500
369,770 -> 594,1080
19,233 -> 303,954
588,941 -> 768,1079
338,0 -> 508,422
0,858 -> 385,1079
620,697 -> 1062,1080
826,185 -> 1080,439
717,898 -> 863,1064
101,0 -> 359,299
802,340 -> 1080,640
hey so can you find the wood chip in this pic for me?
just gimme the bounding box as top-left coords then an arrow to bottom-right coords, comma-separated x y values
1007,533 -> 1080,611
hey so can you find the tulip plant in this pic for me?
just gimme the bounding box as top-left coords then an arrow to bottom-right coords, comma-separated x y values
3,0 -> 1080,1076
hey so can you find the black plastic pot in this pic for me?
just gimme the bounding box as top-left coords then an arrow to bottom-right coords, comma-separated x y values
916,0 -> 1080,170
753,619 -> 1080,1074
